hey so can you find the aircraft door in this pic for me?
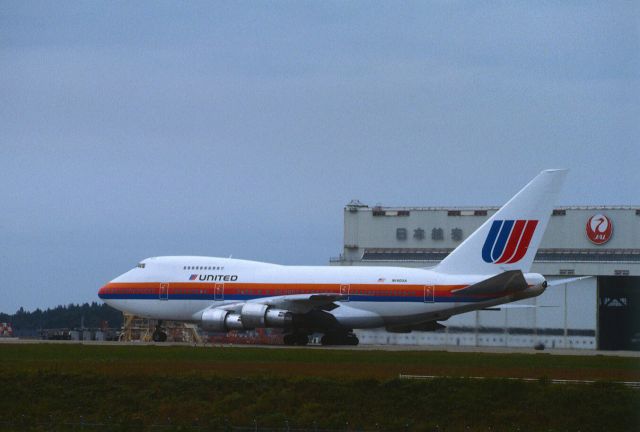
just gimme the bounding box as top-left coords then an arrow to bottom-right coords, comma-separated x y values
214,283 -> 224,301
424,285 -> 435,303
340,284 -> 350,301
159,283 -> 169,301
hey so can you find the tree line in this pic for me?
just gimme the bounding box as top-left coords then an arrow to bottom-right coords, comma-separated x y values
0,303 -> 123,330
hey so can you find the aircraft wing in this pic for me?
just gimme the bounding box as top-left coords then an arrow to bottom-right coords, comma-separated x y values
451,270 -> 528,296
195,293 -> 346,324
247,293 -> 347,313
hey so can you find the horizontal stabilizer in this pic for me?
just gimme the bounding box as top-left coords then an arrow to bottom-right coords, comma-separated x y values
547,276 -> 592,287
452,270 -> 528,296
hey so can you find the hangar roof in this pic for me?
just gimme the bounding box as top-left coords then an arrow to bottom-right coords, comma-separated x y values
336,204 -> 640,276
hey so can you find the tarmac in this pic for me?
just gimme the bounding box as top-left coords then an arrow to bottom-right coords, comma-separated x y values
2,337 -> 639,357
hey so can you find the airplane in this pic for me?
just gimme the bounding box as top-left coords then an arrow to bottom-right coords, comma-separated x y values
99,169 -> 576,345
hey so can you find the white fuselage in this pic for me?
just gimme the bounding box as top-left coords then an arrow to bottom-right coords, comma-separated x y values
99,256 -> 546,330
99,170 -> 566,334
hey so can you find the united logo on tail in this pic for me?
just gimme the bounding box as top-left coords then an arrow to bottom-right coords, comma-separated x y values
481,220 -> 538,264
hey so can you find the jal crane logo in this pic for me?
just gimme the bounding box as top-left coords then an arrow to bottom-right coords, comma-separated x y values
586,214 -> 612,245
481,220 -> 539,264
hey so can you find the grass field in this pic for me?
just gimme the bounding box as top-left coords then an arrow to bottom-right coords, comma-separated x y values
1,343 -> 639,431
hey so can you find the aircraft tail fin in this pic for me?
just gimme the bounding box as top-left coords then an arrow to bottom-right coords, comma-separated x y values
434,169 -> 567,275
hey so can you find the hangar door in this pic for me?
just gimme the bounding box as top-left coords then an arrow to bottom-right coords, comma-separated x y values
598,277 -> 640,351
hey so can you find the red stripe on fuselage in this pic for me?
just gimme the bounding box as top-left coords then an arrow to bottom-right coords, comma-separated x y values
99,281 -> 516,300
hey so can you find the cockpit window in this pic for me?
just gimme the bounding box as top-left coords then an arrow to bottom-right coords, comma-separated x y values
137,263 -> 146,269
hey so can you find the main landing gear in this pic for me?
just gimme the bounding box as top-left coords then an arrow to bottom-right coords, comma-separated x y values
320,331 -> 359,346
283,333 -> 310,346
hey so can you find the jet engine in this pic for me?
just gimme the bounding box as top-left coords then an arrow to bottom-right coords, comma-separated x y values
200,308 -> 244,332
240,303 -> 292,328
200,304 -> 293,332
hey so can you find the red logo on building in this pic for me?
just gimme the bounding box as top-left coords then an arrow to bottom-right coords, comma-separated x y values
586,214 -> 613,245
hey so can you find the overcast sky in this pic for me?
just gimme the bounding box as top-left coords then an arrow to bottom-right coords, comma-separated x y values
1,1 -> 638,313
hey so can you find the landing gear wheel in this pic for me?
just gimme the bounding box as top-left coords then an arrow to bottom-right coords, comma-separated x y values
296,333 -> 309,346
283,334 -> 297,346
283,333 -> 309,346
321,331 -> 359,346
346,334 -> 359,346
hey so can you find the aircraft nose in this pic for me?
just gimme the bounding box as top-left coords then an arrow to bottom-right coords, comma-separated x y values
98,283 -> 110,300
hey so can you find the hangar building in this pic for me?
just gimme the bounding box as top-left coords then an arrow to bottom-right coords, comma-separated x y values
331,201 -> 640,351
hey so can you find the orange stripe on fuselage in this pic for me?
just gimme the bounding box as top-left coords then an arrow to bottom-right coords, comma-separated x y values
99,282 -> 495,299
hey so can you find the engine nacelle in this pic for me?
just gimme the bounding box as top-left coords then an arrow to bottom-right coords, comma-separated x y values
225,313 -> 244,330
240,303 -> 293,329
201,304 -> 293,332
200,308 -> 243,332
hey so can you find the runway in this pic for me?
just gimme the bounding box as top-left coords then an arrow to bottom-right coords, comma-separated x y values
2,337 -> 639,357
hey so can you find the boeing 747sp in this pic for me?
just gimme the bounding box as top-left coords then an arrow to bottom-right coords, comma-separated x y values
99,169 -> 573,345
